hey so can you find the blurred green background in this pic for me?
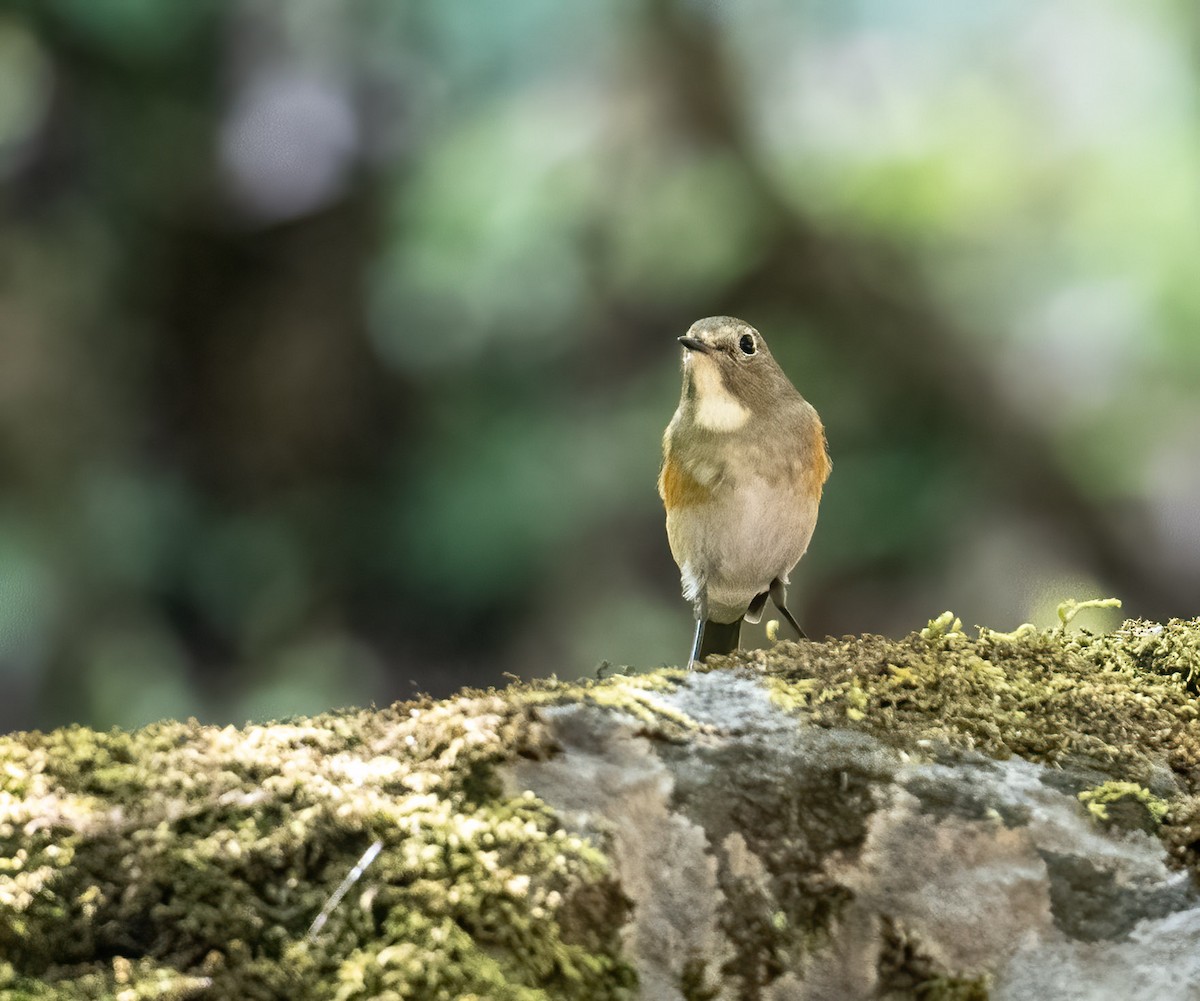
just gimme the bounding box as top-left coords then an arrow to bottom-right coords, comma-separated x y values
1,0 -> 1198,732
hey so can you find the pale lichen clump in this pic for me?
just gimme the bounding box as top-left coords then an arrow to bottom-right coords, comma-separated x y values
520,669 -> 701,740
0,695 -> 636,999
741,614 -> 1200,874
1078,781 -> 1169,826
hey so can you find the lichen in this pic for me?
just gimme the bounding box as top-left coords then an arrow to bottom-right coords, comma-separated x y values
1078,781 -> 1169,825
519,669 -> 702,741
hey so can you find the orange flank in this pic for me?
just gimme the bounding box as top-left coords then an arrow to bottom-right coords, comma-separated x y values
659,455 -> 712,509
808,420 -> 832,499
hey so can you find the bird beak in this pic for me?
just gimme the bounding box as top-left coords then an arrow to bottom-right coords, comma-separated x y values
678,336 -> 709,354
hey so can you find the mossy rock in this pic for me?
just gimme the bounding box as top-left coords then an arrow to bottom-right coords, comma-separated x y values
1,616 -> 1198,999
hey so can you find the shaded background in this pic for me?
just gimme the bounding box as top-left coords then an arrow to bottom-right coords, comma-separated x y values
1,0 -> 1198,732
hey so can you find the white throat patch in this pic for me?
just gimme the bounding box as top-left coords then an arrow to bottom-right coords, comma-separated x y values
689,354 -> 750,432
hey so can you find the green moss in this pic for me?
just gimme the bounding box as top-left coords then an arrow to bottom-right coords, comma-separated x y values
0,955 -> 213,1000
0,693 -> 636,999
915,976 -> 990,1001
680,955 -> 721,1001
745,615 -> 1200,875
876,916 -> 990,1000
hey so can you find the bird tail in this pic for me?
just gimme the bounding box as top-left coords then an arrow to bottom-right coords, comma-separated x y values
691,617 -> 742,664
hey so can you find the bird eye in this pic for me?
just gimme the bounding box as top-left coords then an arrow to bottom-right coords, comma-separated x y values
738,334 -> 756,356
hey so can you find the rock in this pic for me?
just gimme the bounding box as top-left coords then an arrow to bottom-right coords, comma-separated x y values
517,669 -> 1200,1000
1,617 -> 1198,999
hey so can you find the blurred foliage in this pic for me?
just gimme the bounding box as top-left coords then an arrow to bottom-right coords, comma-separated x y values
0,0 -> 1198,731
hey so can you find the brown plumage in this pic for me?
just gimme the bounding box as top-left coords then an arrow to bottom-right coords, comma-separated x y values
659,316 -> 830,664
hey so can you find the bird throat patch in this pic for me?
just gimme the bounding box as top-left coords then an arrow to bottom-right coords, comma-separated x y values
688,355 -> 750,432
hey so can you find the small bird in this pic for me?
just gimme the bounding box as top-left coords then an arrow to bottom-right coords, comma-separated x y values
659,316 -> 830,665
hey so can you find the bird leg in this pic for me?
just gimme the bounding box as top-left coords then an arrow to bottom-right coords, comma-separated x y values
689,591 -> 743,665
688,591 -> 709,666
689,616 -> 705,668
769,578 -> 808,640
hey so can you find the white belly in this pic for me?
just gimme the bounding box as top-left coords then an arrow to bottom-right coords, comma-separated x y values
666,475 -> 819,623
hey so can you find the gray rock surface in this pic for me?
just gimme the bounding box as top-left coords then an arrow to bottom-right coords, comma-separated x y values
514,670 -> 1200,1001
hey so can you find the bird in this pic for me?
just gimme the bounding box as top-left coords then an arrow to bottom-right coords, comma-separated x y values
658,316 -> 830,665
